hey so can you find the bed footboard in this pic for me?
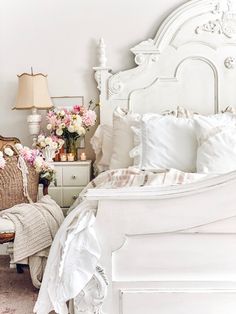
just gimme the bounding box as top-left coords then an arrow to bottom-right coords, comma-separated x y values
77,171 -> 236,314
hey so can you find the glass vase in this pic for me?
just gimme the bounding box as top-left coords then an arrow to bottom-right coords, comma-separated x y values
65,137 -> 77,160
43,146 -> 57,163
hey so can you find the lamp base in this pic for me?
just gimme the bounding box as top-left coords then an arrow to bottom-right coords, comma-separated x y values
27,110 -> 41,146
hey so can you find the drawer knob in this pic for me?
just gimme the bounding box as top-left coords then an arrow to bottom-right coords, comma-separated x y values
72,175 -> 76,179
72,195 -> 77,200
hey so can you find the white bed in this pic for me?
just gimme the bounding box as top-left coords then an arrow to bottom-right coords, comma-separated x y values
80,0 -> 236,313
34,0 -> 236,313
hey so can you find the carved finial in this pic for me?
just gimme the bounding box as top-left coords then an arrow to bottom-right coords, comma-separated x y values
98,37 -> 107,67
93,38 -> 111,92
227,0 -> 232,12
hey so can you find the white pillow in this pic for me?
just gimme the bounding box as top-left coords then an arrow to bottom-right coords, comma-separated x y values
109,107 -> 138,169
195,113 -> 236,173
130,113 -> 197,172
90,124 -> 113,173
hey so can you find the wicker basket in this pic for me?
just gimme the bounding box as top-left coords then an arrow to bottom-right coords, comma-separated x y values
0,155 -> 39,211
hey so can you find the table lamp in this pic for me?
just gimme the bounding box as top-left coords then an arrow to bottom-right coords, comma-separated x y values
13,69 -> 53,146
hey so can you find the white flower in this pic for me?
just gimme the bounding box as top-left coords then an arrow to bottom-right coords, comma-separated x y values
35,156 -> 43,165
77,126 -> 86,136
34,156 -> 43,172
52,142 -> 58,149
76,116 -> 82,126
68,125 -> 75,133
15,143 -> 23,151
47,124 -> 52,130
0,151 -> 3,158
56,129 -> 63,136
73,124 -> 79,132
38,135 -> 45,142
60,110 -> 65,116
40,141 -> 46,148
59,123 -> 65,129
45,137 -> 53,145
4,147 -> 14,157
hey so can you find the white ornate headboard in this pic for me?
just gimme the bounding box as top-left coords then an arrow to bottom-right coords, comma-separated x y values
94,0 -> 236,125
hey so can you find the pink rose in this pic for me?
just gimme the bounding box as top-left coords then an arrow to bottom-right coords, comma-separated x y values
73,105 -> 81,113
79,106 -> 86,115
82,110 -> 96,127
64,115 -> 71,126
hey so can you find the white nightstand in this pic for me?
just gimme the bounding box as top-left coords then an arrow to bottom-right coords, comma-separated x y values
39,161 -> 91,212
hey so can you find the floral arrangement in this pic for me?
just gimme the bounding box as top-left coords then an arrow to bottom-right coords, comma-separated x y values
0,144 -> 56,185
36,134 -> 64,150
45,102 -> 97,159
46,103 -> 97,140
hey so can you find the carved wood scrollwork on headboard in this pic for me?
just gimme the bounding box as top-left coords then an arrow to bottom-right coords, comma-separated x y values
94,0 -> 236,125
195,0 -> 236,38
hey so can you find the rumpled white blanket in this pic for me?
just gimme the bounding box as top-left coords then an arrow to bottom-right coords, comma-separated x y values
34,200 -> 99,314
34,168 -> 207,314
0,195 -> 64,288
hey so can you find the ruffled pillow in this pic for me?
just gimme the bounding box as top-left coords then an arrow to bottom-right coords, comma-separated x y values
109,107 -> 139,169
90,124 -> 113,174
130,113 -> 197,172
195,112 -> 236,173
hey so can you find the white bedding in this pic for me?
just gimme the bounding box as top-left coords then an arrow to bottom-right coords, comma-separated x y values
195,113 -> 236,173
91,108 -> 236,175
130,113 -> 197,172
33,168 -> 226,314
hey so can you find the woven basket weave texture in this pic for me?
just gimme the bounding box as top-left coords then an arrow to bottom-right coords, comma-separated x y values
0,156 -> 39,210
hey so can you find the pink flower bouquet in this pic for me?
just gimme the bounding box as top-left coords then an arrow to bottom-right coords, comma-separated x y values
46,104 -> 97,140
46,102 -> 97,159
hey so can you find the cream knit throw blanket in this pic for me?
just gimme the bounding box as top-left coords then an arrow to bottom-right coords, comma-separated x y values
0,195 -> 64,287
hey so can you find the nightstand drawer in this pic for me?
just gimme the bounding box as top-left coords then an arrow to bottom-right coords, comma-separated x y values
38,186 -> 63,207
48,187 -> 62,206
62,187 -> 84,207
62,166 -> 89,186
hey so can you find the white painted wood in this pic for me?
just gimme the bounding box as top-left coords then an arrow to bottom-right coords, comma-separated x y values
94,0 -> 236,125
113,233 -> 236,282
38,186 -> 63,207
90,173 -> 236,313
54,165 -> 62,186
112,281 -> 236,314
120,289 -> 236,314
62,165 -> 90,186
0,243 -> 8,255
78,0 -> 236,313
62,187 -> 84,207
6,242 -> 15,268
98,38 -> 107,68
38,161 -> 91,210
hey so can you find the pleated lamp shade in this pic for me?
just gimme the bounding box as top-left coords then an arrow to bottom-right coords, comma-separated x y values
13,73 -> 53,110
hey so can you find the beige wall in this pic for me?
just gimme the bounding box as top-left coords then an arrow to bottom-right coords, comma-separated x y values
0,0 -> 185,159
